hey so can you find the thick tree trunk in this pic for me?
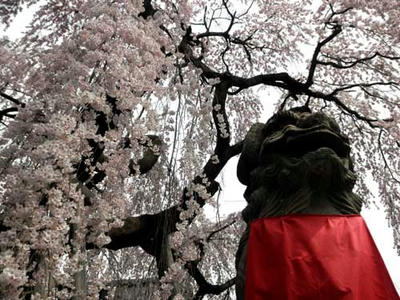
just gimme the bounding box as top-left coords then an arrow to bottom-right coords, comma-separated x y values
73,265 -> 87,300
71,219 -> 88,299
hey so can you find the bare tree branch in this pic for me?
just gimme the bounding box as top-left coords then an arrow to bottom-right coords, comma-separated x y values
185,221 -> 237,299
331,81 -> 399,94
0,107 -> 18,122
306,24 -> 342,87
0,91 -> 24,106
318,51 -> 400,69
378,129 -> 400,184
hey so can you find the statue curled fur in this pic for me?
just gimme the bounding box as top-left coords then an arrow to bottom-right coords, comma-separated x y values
235,107 -> 362,299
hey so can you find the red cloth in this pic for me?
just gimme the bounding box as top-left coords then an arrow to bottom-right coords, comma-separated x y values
245,214 -> 399,300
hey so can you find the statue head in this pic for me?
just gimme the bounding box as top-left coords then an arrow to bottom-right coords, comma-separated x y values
237,107 -> 362,223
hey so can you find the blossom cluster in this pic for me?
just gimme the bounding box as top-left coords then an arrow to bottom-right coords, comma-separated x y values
1,0 -> 400,298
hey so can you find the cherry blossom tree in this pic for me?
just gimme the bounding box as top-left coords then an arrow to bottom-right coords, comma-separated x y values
0,0 -> 399,298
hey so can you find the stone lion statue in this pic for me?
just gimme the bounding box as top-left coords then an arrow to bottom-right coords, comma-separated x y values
235,107 -> 363,299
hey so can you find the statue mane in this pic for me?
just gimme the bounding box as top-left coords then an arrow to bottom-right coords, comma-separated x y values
237,107 -> 362,223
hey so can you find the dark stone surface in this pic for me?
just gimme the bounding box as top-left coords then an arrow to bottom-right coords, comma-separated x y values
235,107 -> 362,299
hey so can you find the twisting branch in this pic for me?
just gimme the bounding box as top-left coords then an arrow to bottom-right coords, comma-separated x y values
194,0 -> 262,66
185,221 -> 237,299
0,90 -> 24,125
191,269 -> 235,300
306,23 -> 342,87
378,129 -> 400,184
0,91 -> 25,106
0,107 -> 18,122
309,90 -> 379,127
331,81 -> 399,94
179,0 -> 386,130
326,4 -> 353,24
180,28 -> 380,128
318,51 -> 400,69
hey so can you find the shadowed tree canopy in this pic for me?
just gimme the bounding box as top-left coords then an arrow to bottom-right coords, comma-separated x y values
0,0 -> 399,298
